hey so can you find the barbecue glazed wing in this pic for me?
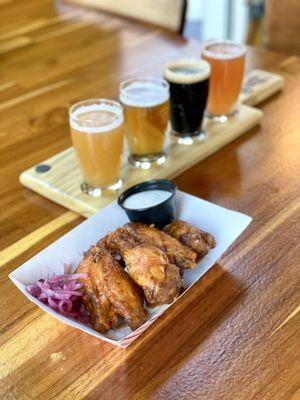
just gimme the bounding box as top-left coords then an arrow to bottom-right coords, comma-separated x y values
103,222 -> 197,270
123,244 -> 182,305
78,245 -> 146,332
163,220 -> 216,259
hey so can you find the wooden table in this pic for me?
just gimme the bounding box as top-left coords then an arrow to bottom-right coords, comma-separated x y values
0,1 -> 299,399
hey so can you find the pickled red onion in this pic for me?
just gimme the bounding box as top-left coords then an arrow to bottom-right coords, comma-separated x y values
26,272 -> 89,323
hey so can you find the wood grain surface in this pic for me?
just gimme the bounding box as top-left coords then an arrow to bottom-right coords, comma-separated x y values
0,1 -> 299,399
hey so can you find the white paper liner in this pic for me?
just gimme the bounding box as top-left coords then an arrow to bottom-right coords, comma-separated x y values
9,190 -> 252,348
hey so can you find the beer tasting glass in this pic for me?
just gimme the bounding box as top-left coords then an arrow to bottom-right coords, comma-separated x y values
164,58 -> 210,144
202,40 -> 245,122
119,77 -> 169,169
69,99 -> 124,197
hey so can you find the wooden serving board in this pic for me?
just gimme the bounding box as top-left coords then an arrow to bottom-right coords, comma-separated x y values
20,104 -> 262,217
240,69 -> 284,105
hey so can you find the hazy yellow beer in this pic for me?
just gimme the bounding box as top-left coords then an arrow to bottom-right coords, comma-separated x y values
69,99 -> 124,197
120,77 -> 169,169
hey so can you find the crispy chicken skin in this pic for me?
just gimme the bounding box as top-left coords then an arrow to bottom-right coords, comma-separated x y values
102,222 -> 197,270
77,245 -> 146,332
123,244 -> 182,305
163,220 -> 216,259
77,254 -> 118,333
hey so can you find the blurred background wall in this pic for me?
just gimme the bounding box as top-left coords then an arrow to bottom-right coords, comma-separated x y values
64,0 -> 300,54
184,0 -> 300,54
185,0 -> 253,42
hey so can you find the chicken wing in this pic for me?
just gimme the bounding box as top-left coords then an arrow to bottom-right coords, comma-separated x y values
123,244 -> 182,305
77,251 -> 118,333
103,222 -> 197,270
78,245 -> 146,332
163,220 -> 216,259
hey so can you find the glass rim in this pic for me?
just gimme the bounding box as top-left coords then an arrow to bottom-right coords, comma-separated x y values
69,98 -> 123,118
202,40 -> 246,59
164,58 -> 211,83
69,98 -> 123,133
119,76 -> 169,94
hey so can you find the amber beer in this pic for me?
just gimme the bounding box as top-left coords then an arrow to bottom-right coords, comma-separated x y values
69,99 -> 124,197
202,41 -> 245,121
120,77 -> 169,169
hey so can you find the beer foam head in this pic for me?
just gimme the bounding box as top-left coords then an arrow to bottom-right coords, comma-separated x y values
203,40 -> 245,60
69,99 -> 123,133
120,77 -> 169,108
164,58 -> 210,84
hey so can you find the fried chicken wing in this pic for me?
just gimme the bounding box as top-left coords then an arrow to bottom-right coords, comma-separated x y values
163,220 -> 216,259
77,253 -> 118,333
123,244 -> 182,305
103,222 -> 197,270
78,245 -> 146,332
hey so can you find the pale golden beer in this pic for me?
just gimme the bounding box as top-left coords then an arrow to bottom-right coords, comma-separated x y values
69,99 -> 124,197
202,41 -> 245,122
120,77 -> 169,169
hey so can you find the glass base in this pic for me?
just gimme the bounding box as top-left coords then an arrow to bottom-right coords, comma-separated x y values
128,152 -> 166,169
205,109 -> 238,123
81,179 -> 122,197
171,130 -> 206,145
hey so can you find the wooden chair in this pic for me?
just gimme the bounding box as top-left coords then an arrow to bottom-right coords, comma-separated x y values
264,0 -> 300,54
64,0 -> 187,33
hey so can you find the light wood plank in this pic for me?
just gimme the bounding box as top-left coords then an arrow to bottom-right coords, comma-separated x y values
0,79 -> 72,111
0,81 -> 16,92
270,306 -> 300,337
0,211 -> 77,268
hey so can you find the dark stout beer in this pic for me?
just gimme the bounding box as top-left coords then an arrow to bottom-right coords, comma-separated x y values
164,58 -> 210,142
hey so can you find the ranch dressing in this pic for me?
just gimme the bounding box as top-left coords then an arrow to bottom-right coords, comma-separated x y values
123,190 -> 172,210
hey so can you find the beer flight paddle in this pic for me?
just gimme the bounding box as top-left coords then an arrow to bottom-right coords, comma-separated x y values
67,40 -> 249,198
20,104 -> 263,216
20,39 -> 283,214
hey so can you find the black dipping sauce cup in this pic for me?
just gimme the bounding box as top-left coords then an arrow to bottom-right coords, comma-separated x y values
118,179 -> 176,229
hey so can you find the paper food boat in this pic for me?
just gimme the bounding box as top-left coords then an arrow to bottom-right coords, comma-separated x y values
9,190 -> 251,348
